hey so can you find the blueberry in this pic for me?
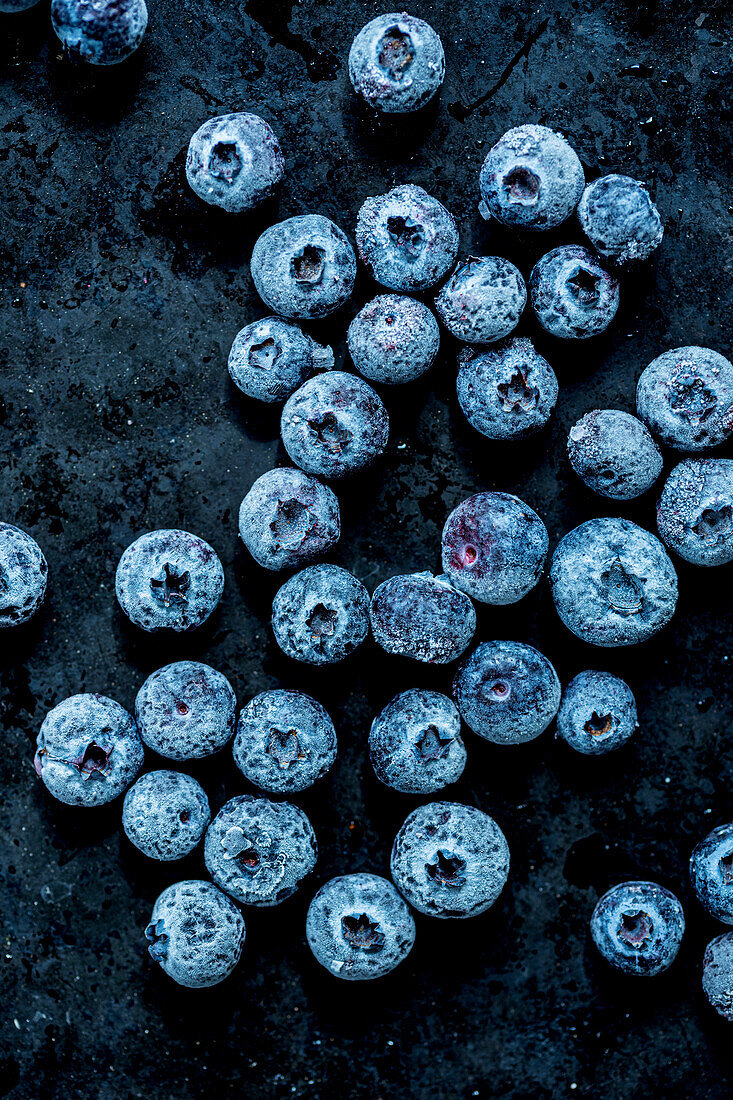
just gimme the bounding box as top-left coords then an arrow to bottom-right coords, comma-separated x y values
567,409 -> 663,500
657,459 -> 733,567
435,256 -> 526,345
368,689 -> 466,794
272,564 -> 370,665
35,693 -> 143,807
391,801 -> 510,918
239,467 -> 340,572
228,317 -> 334,403
233,689 -> 337,794
122,770 -> 210,860
185,114 -> 284,214
456,337 -> 558,441
453,640 -> 560,745
115,529 -> 224,633
347,294 -> 440,385
306,873 -> 416,980
590,881 -> 685,976
441,492 -> 548,605
204,794 -> 317,906
280,371 -> 389,480
578,174 -> 663,265
355,184 -> 459,293
348,13 -> 445,114
370,572 -> 476,665
550,518 -> 678,647
135,660 -> 236,761
636,346 -> 733,451
0,523 -> 47,628
556,670 -> 638,756
250,215 -> 356,320
478,124 -> 584,232
702,934 -> 733,1021
51,0 -> 147,65
145,880 -> 245,988
690,823 -> 733,923
530,245 -> 619,339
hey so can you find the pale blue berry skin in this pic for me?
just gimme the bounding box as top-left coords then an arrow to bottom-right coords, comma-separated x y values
369,689 -> 466,794
272,564 -> 370,665
702,934 -> 733,1021
530,245 -> 619,339
250,215 -> 356,320
590,881 -> 685,976
391,801 -> 510,919
239,467 -> 340,572
690,823 -> 733,924
457,338 -> 558,441
567,409 -> 663,500
306,873 -> 416,980
122,771 -> 210,860
135,661 -> 236,761
348,13 -> 445,114
370,572 -> 476,665
51,0 -> 148,65
228,317 -> 333,404
636,346 -> 733,452
347,295 -> 440,385
185,114 -> 284,214
233,689 -> 337,794
578,174 -> 663,265
0,523 -> 47,628
145,880 -> 245,989
556,670 -> 638,756
435,256 -> 526,345
657,459 -> 733,567
453,640 -> 560,745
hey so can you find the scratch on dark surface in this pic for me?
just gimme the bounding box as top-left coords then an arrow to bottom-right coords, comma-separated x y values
448,18 -> 551,121
245,0 -> 339,82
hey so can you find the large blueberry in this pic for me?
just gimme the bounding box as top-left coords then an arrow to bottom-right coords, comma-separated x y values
228,317 -> 333,403
51,0 -> 147,64
657,459 -> 733,567
702,934 -> 733,1021
347,294 -> 440,385
590,881 -> 685,976
250,215 -> 356,320
690,823 -> 733,924
370,571 -> 476,664
530,245 -> 619,339
456,338 -> 558,441
348,13 -> 445,113
135,661 -> 236,760
145,880 -> 245,988
186,114 -> 284,214
239,467 -> 340,572
578,175 -> 663,265
233,689 -> 337,794
556,670 -> 638,755
636,346 -> 733,451
123,770 -> 210,860
0,522 -> 47,628
567,409 -> 663,500
368,689 -> 466,794
435,256 -> 526,345
272,564 -> 370,665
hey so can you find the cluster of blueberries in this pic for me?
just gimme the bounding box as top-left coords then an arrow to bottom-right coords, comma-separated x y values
3,6 -> 733,1004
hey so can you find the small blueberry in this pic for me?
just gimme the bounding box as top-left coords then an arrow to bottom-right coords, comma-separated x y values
370,571 -> 476,665
239,467 -> 340,572
145,880 -> 245,988
702,933 -> 733,1021
636,346 -> 733,452
530,245 -> 619,339
228,316 -> 333,404
233,689 -> 337,794
250,215 -> 356,320
656,459 -> 733,567
51,0 -> 147,65
0,522 -> 47,628
272,563 -> 370,665
122,770 -> 210,860
578,174 -> 663,265
456,337 -> 558,441
590,881 -> 685,976
186,113 -> 284,214
347,294 -> 440,385
135,661 -> 236,760
435,256 -> 526,345
556,670 -> 638,755
567,409 -> 663,500
369,689 -> 466,794
690,823 -> 733,924
348,13 -> 445,114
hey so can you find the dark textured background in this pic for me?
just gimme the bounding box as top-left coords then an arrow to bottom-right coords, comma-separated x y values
1,1 -> 733,1096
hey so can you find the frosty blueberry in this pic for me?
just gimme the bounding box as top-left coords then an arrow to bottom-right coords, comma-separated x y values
702,934 -> 733,1021
556,670 -> 638,756
122,770 -> 210,860
348,13 -> 445,114
435,256 -> 526,345
590,881 -> 685,976
239,467 -> 340,572
368,689 -> 466,794
370,571 -> 476,665
272,564 -> 370,665
347,294 -> 440,385
636,346 -> 733,451
135,661 -> 236,760
567,409 -> 663,500
578,174 -> 663,265
530,245 -> 619,339
186,113 -> 284,214
0,523 -> 47,628
145,880 -> 245,988
657,459 -> 733,567
51,0 -> 147,65
228,317 -> 334,404
250,215 -> 356,320
456,338 -> 558,441
233,689 -> 337,794
690,823 -> 733,924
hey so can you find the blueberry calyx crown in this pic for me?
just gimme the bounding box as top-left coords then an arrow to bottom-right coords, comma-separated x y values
583,711 -> 615,739
145,919 -> 169,961
377,26 -> 414,82
386,215 -> 425,258
291,245 -> 326,285
426,850 -> 467,888
692,504 -> 732,541
567,267 -> 600,305
600,558 -> 643,616
267,727 -> 308,770
150,562 -> 190,607
249,337 -> 280,372
502,166 -> 541,206
208,141 -> 242,184
617,909 -> 653,948
270,499 -> 310,550
496,370 -> 539,413
341,912 -> 386,952
411,725 -> 454,763
309,412 -> 351,452
669,370 -> 716,424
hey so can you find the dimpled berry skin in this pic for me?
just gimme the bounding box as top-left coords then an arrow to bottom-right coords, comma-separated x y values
348,13 -> 445,114
453,640 -> 560,745
703,934 -> 733,1021
145,880 -> 245,989
135,661 -> 236,761
115,529 -> 224,633
441,492 -> 548,606
370,572 -> 476,665
0,523 -> 48,628
590,881 -> 685,976
347,295 -> 440,385
435,256 -> 526,345
307,873 -> 416,980
391,802 -> 510,919
239,467 -> 340,572
690,823 -> 733,924
204,794 -> 317,907
456,338 -> 558,441
228,317 -> 334,404
272,564 -> 370,665
250,215 -> 356,320
51,0 -> 147,65
578,175 -> 663,266
355,185 -> 459,293
556,670 -> 638,756
657,459 -> 733,567
233,689 -> 337,794
530,245 -> 619,339
185,114 -> 284,215
369,689 -> 466,794
35,694 -> 144,807
636,346 -> 733,452
550,518 -> 678,647
122,771 -> 210,860
567,409 -> 663,500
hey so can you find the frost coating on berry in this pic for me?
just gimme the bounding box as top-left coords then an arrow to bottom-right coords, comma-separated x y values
435,256 -> 526,345
530,245 -> 619,339
348,13 -> 445,114
239,467 -> 340,572
228,317 -> 333,403
185,114 -> 284,214
703,934 -> 733,1021
272,564 -> 370,665
370,571 -> 476,665
0,523 -> 48,628
690,823 -> 733,924
123,770 -> 210,860
578,175 -> 663,265
51,0 -> 148,65
233,689 -> 337,794
347,295 -> 440,385
590,881 -> 684,976
369,689 -> 466,794
657,459 -> 733,566
479,125 -> 584,231
556,670 -> 638,756
453,640 -> 560,744
250,215 -> 356,320
145,880 -> 245,988
135,661 -> 236,760
636,346 -> 733,451
456,338 -> 558,440
567,409 -> 663,500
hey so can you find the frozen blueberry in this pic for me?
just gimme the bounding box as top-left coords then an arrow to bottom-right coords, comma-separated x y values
228,317 -> 334,404
239,467 -> 341,573
348,13 -> 445,114
115,529 -> 224,633
567,409 -> 663,500
657,459 -> 733,567
530,245 -> 619,339
0,523 -> 47,628
233,689 -> 337,794
250,215 -> 356,320
145,880 -> 245,988
355,184 -> 458,293
556,670 -> 638,756
369,689 -> 466,794
185,114 -> 284,214
370,571 -> 476,665
347,295 -> 440,385
690,823 -> 733,924
391,801 -> 510,918
204,794 -> 317,906
272,564 -> 370,665
435,256 -> 526,345
135,661 -> 236,761
636,346 -> 733,452
590,881 -> 685,976
51,0 -> 147,65
453,640 -> 560,745
122,770 -> 210,860
702,934 -> 733,1021
35,694 -> 143,807
441,492 -> 548,605
578,174 -> 663,266
306,873 -> 416,980
280,372 -> 389,480
550,518 -> 678,647
456,337 -> 558,441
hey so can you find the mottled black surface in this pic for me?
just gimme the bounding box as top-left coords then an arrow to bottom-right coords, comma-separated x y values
1,1 -> 732,1097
